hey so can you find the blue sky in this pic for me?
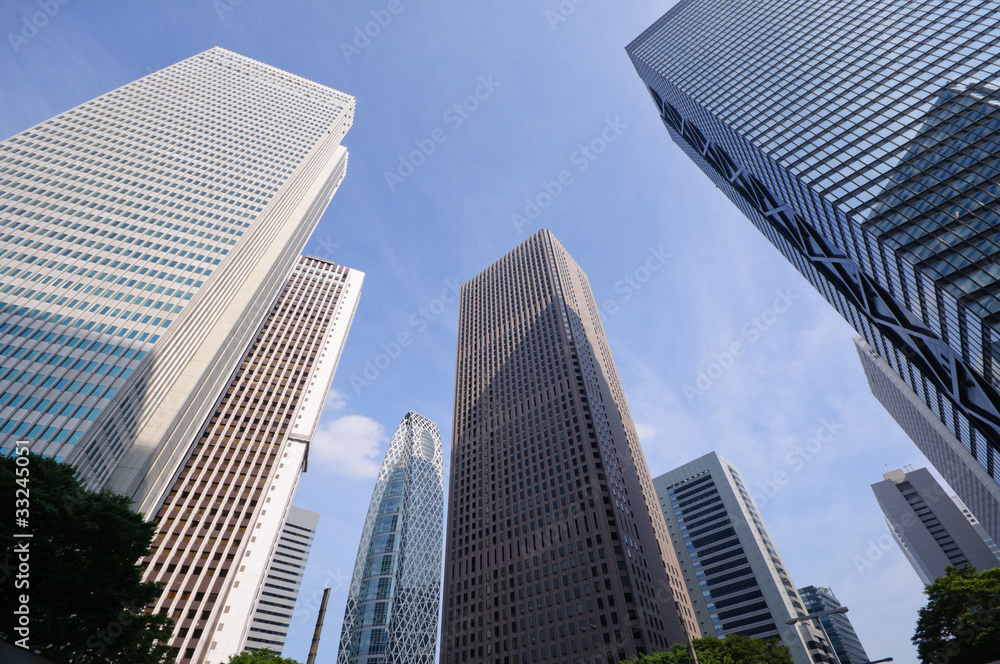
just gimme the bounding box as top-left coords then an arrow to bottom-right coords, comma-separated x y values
0,0 -> 947,661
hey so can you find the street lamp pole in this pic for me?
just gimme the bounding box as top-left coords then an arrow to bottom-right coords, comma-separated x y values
685,634 -> 700,664
786,608 -> 892,664
783,605 -> 849,625
784,606 -> 848,664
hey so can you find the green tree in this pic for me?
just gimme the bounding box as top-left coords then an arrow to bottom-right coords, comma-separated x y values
226,650 -> 302,664
0,453 -> 174,663
624,634 -> 793,664
914,565 -> 1000,663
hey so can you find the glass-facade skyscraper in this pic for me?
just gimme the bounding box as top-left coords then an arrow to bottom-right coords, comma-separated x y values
628,1 -> 1000,511
856,335 -> 1000,547
337,411 -> 444,664
0,47 -> 354,515
442,230 -> 697,664
797,586 -> 870,664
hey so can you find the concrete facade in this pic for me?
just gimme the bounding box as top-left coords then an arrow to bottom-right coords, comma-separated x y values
653,452 -> 837,664
872,467 -> 1000,584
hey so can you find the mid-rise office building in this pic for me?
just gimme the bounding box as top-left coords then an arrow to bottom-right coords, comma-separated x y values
856,337 -> 1000,548
441,230 -> 697,664
245,505 -> 321,655
143,257 -> 362,664
0,47 -> 354,516
797,585 -> 870,664
653,452 -> 836,664
628,0 -> 1000,524
337,411 -> 444,664
872,467 -> 1000,584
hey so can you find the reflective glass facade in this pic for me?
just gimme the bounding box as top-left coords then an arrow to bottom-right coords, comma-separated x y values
856,335 -> 1000,548
0,47 -> 354,497
628,0 -> 1000,495
338,411 -> 444,664
797,586 -> 870,664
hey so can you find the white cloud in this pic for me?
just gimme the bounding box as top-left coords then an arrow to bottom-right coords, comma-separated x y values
634,422 -> 656,441
310,390 -> 387,478
325,388 -> 348,412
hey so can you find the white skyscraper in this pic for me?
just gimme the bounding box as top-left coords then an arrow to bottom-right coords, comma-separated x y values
0,47 -> 354,514
245,505 -> 321,655
142,257 -> 363,664
653,452 -> 838,664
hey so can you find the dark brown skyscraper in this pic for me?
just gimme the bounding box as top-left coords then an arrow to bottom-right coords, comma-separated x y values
442,230 -> 696,664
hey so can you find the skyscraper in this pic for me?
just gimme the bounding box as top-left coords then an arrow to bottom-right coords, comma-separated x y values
652,452 -> 837,664
797,586 -> 870,664
952,494 -> 1000,562
0,47 -> 354,514
442,230 -> 697,664
337,411 -> 444,664
245,505 -> 321,655
142,256 -> 362,664
872,467 -> 1000,585
628,1 -> 1000,515
856,336 -> 1000,546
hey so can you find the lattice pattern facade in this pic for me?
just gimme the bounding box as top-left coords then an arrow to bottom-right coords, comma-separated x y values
628,0 -> 1000,510
338,411 -> 444,664
856,335 -> 1000,549
442,230 -> 696,664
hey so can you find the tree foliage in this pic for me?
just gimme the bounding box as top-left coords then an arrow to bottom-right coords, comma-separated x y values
0,453 -> 174,663
624,634 -> 793,664
226,649 -> 302,664
914,565 -> 1000,663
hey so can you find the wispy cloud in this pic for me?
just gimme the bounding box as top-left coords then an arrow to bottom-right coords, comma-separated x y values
310,390 -> 387,479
